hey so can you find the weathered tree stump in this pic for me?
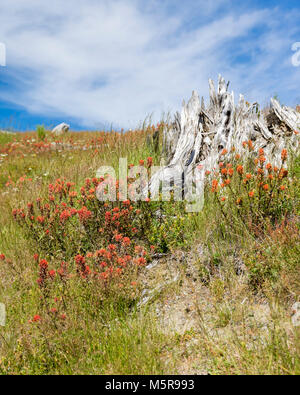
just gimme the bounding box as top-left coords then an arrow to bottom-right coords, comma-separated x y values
149,75 -> 300,199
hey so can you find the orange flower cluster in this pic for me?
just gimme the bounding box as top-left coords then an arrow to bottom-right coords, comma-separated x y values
35,233 -> 148,293
207,145 -> 291,228
13,164 -> 156,311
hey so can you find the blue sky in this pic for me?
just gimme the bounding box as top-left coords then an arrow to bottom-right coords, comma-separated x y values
0,0 -> 299,131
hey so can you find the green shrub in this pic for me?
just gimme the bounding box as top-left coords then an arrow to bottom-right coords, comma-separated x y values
36,125 -> 46,141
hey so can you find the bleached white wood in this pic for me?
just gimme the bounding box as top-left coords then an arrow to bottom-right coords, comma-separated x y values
149,75 -> 300,199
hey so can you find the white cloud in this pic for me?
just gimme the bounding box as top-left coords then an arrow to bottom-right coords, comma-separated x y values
0,0 -> 299,128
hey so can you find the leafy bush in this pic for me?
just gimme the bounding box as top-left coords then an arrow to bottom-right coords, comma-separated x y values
36,125 -> 46,141
203,143 -> 300,288
207,145 -> 296,235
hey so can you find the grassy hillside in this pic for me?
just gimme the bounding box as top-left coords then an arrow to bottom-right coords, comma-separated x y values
0,128 -> 299,375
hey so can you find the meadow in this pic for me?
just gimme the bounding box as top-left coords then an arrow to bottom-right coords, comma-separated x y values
0,126 -> 299,375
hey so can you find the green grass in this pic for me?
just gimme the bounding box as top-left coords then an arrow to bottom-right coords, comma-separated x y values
0,129 -> 299,375
0,132 -> 16,146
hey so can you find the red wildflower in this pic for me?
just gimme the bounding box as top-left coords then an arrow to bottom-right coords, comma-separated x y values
122,237 -> 131,246
37,216 -> 45,224
60,210 -> 71,222
96,249 -> 106,257
84,266 -> 91,276
266,163 -> 272,172
279,169 -> 288,179
70,208 -> 77,216
147,157 -> 153,167
237,165 -> 244,175
75,255 -> 85,265
263,184 -> 269,191
39,259 -> 48,269
77,206 -> 92,222
281,149 -> 288,161
59,262 -> 68,277
108,244 -> 116,251
48,270 -> 56,278
211,179 -> 218,192
138,257 -> 146,265
115,233 -> 123,242
105,211 -> 111,221
69,191 -> 77,198
228,168 -> 234,177
117,257 -> 126,266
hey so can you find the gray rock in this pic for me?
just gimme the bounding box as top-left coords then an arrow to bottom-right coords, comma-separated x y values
52,123 -> 70,136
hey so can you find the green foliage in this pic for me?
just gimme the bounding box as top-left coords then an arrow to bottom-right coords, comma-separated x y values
0,132 -> 15,145
0,127 -> 299,375
36,125 -> 46,141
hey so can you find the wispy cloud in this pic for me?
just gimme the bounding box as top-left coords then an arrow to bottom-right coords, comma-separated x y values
0,0 -> 299,129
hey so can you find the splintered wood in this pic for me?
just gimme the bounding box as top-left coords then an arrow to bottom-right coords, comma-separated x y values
149,75 -> 300,199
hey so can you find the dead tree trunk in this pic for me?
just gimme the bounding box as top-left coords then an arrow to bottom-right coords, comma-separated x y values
149,75 -> 300,198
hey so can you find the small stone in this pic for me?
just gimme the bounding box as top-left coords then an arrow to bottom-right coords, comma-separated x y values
52,123 -> 70,136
